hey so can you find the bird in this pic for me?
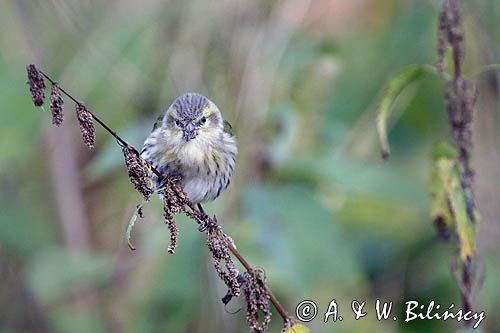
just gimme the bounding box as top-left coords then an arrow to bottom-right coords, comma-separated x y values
140,92 -> 237,205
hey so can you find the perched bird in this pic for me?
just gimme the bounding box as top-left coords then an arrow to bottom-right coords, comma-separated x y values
141,93 -> 237,204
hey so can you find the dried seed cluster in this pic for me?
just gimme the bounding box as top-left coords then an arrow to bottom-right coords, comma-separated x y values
221,274 -> 247,306
160,177 -> 188,214
122,145 -> 154,201
437,0 -> 463,73
205,223 -> 240,297
242,268 -> 272,333
444,79 -> 476,157
445,80 -> 477,223
50,83 -> 64,126
75,103 -> 96,149
436,1 -> 478,324
159,178 -> 189,254
438,0 -> 477,223
163,207 -> 179,254
26,64 -> 46,107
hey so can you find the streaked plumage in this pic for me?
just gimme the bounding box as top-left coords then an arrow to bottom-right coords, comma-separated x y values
141,93 -> 237,204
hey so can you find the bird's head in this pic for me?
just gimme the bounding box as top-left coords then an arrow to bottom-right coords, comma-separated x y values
163,92 -> 223,142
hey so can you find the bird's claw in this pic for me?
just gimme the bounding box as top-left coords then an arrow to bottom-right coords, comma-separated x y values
197,212 -> 218,232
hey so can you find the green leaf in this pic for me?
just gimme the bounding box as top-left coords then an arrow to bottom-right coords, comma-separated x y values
430,143 -> 458,239
126,199 -> 149,250
375,65 -> 428,159
431,142 -> 458,161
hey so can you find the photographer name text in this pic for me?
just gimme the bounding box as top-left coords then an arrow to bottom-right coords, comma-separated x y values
295,299 -> 485,329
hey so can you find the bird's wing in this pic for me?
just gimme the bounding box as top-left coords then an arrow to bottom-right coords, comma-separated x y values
151,113 -> 164,131
223,120 -> 234,136
140,113 -> 164,156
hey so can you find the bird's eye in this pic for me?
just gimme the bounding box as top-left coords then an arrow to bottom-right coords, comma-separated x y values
175,119 -> 182,127
200,117 -> 207,125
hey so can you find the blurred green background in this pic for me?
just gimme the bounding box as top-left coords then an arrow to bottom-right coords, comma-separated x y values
1,1 -> 499,332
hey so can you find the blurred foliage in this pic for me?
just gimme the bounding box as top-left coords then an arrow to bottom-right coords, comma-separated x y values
375,65 -> 430,159
0,1 -> 499,333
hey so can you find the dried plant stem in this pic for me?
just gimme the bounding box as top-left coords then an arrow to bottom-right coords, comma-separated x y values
39,72 -> 125,146
38,69 -> 291,327
438,0 -> 477,325
39,71 -> 164,180
226,242 -> 290,322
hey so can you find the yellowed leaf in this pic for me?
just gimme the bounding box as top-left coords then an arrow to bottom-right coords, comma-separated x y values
283,323 -> 311,333
430,144 -> 457,238
435,157 -> 477,262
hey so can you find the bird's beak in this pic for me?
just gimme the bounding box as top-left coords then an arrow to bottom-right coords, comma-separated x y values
183,122 -> 197,141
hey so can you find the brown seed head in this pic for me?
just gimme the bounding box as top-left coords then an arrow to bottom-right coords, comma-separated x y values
436,0 -> 464,74
163,207 -> 179,254
26,64 -> 46,106
436,2 -> 449,73
75,103 -> 96,149
159,177 -> 188,214
122,145 -> 154,200
444,79 -> 475,157
158,176 -> 191,254
205,224 -> 240,297
50,83 -> 64,126
242,268 -> 272,332
222,274 -> 247,306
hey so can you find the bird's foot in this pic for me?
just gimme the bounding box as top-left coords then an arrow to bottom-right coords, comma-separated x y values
167,173 -> 182,184
196,204 -> 218,232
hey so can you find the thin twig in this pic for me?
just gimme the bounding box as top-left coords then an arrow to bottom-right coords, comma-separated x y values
39,71 -> 165,180
226,242 -> 290,322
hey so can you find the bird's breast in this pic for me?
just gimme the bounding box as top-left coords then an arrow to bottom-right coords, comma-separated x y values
176,138 -> 212,168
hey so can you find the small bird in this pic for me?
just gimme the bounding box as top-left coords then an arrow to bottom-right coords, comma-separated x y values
141,92 -> 237,204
